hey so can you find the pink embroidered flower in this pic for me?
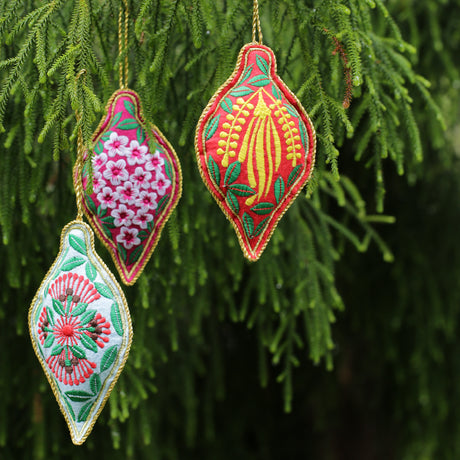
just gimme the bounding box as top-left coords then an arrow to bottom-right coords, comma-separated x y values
135,190 -> 158,211
112,204 -> 135,227
133,209 -> 154,229
116,226 -> 141,249
127,140 -> 148,166
103,159 -> 129,186
116,181 -> 137,205
92,171 -> 106,194
104,132 -> 129,157
130,167 -> 152,190
145,150 -> 165,173
97,186 -> 119,209
152,172 -> 171,196
92,152 -> 108,170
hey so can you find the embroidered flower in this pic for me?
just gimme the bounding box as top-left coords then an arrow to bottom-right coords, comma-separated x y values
116,181 -> 137,205
145,150 -> 165,173
152,172 -> 171,196
127,140 -> 148,166
116,226 -> 141,249
92,152 -> 108,171
40,273 -> 112,386
135,190 -> 158,211
92,171 -> 106,194
97,186 -> 119,209
112,204 -> 135,227
104,132 -> 129,157
133,209 -> 154,229
130,167 -> 152,190
103,159 -> 129,186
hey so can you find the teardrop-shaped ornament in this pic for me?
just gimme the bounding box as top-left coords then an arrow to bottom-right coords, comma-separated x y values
76,89 -> 182,285
29,221 -> 133,445
195,43 -> 316,260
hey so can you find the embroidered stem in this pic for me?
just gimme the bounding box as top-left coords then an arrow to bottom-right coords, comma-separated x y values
118,0 -> 129,89
252,0 -> 263,44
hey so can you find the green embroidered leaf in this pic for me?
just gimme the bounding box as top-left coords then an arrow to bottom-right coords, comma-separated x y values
61,257 -> 85,271
256,55 -> 269,75
80,310 -> 96,325
101,216 -> 115,228
80,332 -> 98,353
85,194 -> 97,214
285,103 -> 298,118
242,213 -> 255,238
287,164 -> 303,188
94,141 -> 103,155
272,85 -> 282,100
95,282 -> 113,299
164,158 -> 172,180
299,120 -> 309,152
156,195 -> 169,215
137,126 -> 146,145
147,219 -> 154,232
207,156 -> 221,186
90,373 -> 101,395
117,118 -> 139,130
69,234 -> 86,255
96,205 -> 107,218
254,216 -> 270,237
274,177 -> 285,205
100,345 -> 118,373
101,131 -> 112,142
228,183 -> 257,197
128,245 -> 144,265
226,190 -> 240,214
50,344 -> 63,356
52,298 -> 65,315
247,75 -> 271,87
65,390 -> 94,403
138,230 -> 149,241
205,114 -> 220,140
111,303 -> 124,336
124,100 -> 136,116
85,262 -> 97,282
229,86 -> 253,97
71,302 -> 88,317
70,345 -> 87,359
220,97 -> 233,113
64,397 -> 76,421
117,243 -> 127,262
44,334 -> 55,348
224,161 -> 241,185
250,202 -> 275,215
77,400 -> 93,422
46,307 -> 55,326
110,112 -> 122,127
239,64 -> 253,84
101,224 -> 113,239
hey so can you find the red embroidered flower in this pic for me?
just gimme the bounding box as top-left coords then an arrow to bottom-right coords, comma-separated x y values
38,273 -> 112,386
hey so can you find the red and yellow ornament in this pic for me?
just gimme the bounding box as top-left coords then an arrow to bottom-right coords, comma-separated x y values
195,43 -> 316,260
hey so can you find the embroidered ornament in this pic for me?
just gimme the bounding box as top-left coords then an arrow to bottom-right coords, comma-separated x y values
195,42 -> 316,260
29,220 -> 133,445
77,89 -> 182,285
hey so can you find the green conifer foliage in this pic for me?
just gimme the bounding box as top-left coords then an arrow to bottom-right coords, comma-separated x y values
0,0 -> 457,459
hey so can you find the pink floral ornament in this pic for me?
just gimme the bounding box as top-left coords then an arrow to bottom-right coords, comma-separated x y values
77,89 -> 182,285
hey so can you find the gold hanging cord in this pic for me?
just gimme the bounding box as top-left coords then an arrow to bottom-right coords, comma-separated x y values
118,0 -> 129,88
252,0 -> 263,44
74,69 -> 87,222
